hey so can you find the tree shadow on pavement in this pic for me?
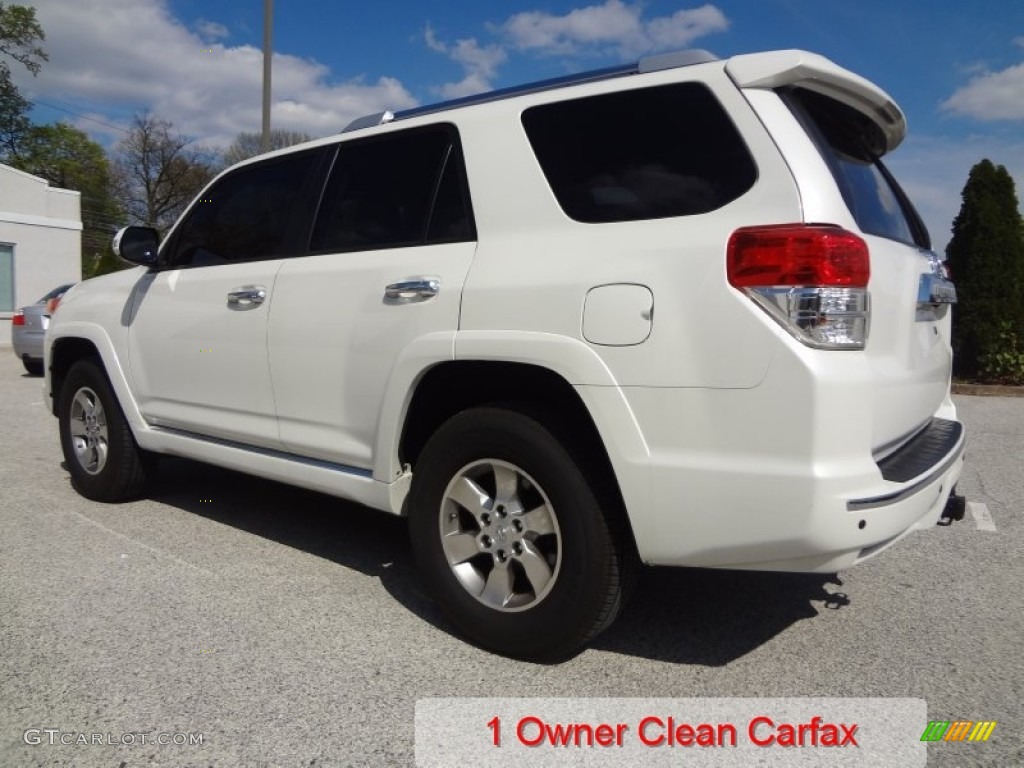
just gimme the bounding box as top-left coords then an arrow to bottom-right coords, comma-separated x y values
148,457 -> 848,666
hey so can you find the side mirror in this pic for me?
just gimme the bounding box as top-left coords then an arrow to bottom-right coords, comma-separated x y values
112,226 -> 160,267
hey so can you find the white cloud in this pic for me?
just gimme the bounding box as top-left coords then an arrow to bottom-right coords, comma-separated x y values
886,134 -> 1024,252
501,1 -> 728,59
196,19 -> 230,40
942,54 -> 1024,121
425,3 -> 726,98
424,25 -> 507,99
13,0 -> 417,148
502,1 -> 644,55
424,25 -> 447,55
436,72 -> 497,100
449,37 -> 507,79
645,6 -> 731,52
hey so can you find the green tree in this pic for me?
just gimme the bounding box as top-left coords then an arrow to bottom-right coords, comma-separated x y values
222,129 -> 312,167
112,112 -> 216,233
946,159 -> 1024,382
0,2 -> 46,159
11,123 -> 125,277
0,73 -> 30,158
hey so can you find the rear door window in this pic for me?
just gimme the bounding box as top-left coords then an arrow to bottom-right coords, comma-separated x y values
522,82 -> 757,223
785,88 -> 930,249
309,124 -> 475,253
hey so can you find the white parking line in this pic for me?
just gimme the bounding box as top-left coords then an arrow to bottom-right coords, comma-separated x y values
969,501 -> 997,532
66,507 -> 215,574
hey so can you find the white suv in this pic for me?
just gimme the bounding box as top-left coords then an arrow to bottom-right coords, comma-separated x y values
45,49 -> 964,660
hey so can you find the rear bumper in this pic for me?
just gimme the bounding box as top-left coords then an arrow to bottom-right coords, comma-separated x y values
848,419 -> 963,511
12,329 -> 44,361
746,428 -> 965,572
603,387 -> 965,573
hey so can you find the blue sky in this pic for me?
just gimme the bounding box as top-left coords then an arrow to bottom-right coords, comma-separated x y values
12,0 -> 1024,250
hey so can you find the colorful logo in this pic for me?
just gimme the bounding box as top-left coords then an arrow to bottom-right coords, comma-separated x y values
920,721 -> 996,742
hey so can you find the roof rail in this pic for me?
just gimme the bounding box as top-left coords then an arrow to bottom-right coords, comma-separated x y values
341,49 -> 718,133
343,110 -> 394,133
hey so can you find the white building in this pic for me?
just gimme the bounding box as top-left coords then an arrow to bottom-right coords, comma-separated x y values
0,163 -> 82,347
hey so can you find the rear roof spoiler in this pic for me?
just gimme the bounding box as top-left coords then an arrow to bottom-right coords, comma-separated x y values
725,50 -> 906,152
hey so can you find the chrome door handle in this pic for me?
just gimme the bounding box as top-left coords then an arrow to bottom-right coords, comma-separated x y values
384,277 -> 440,303
227,286 -> 267,307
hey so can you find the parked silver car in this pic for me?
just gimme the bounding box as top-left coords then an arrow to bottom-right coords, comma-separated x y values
11,284 -> 75,375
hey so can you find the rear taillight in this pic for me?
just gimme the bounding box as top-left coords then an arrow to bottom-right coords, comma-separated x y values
728,225 -> 870,350
45,296 -> 61,315
12,311 -> 25,327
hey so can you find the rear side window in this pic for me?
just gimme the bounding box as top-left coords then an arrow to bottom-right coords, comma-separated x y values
785,88 -> 930,249
165,150 -> 320,267
310,125 -> 474,253
522,83 -> 757,223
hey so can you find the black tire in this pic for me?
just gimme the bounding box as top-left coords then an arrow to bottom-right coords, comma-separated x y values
58,359 -> 154,502
408,406 -> 627,661
22,358 -> 43,376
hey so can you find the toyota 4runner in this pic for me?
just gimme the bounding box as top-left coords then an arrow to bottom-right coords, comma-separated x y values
45,49 -> 965,660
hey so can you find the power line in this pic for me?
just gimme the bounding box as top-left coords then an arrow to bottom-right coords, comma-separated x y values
31,100 -> 129,134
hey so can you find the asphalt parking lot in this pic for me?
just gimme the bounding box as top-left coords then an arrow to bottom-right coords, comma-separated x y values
0,352 -> 1020,768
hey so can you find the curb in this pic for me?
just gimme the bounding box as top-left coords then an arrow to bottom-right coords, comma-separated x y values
952,383 -> 1024,398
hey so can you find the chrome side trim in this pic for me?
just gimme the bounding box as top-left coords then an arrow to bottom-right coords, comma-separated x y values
150,426 -> 374,479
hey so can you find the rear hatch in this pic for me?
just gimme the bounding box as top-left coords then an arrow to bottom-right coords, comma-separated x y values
727,51 -> 956,452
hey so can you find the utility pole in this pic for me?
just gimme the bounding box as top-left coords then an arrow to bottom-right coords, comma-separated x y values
261,0 -> 273,152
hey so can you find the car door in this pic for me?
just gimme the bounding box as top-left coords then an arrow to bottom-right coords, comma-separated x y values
268,125 -> 476,469
127,148 -> 326,449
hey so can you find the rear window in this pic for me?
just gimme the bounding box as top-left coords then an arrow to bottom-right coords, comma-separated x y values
38,284 -> 74,302
522,83 -> 757,223
785,88 -> 929,249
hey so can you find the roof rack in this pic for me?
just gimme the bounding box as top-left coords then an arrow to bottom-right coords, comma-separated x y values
341,49 -> 718,133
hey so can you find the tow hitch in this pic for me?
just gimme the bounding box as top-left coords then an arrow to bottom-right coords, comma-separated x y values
937,487 -> 966,526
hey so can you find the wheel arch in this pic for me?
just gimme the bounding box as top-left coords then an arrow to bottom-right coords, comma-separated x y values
56,352 -> 155,501
49,336 -> 101,415
397,358 -> 643,560
399,361 -> 594,467
48,326 -> 144,433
